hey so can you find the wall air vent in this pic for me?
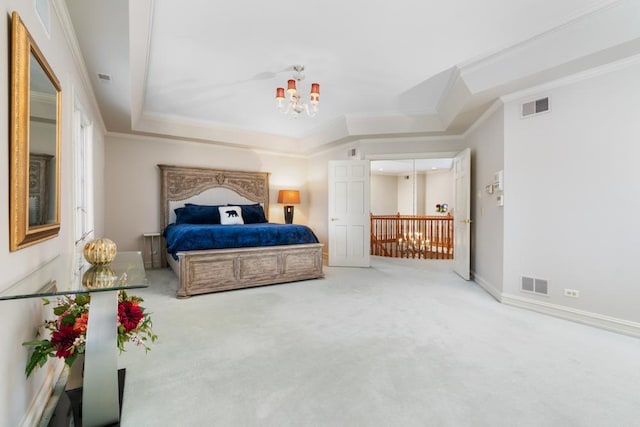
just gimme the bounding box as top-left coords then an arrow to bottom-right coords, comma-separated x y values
521,276 -> 548,295
97,73 -> 112,82
521,97 -> 550,118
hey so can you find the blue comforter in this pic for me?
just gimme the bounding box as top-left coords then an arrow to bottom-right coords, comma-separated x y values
164,223 -> 320,259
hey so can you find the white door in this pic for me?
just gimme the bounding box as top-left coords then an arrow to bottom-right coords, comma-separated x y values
453,148 -> 471,280
328,160 -> 370,267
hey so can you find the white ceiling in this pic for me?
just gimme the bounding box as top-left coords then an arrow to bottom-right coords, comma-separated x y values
63,0 -> 640,155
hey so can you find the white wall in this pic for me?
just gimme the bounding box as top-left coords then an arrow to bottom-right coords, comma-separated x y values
465,104 -> 505,298
415,173 -> 426,215
397,174 -> 414,214
425,170 -> 453,215
372,171 -> 449,216
104,134 -> 310,252
0,2 -> 105,425
370,174 -> 398,215
503,58 -> 640,324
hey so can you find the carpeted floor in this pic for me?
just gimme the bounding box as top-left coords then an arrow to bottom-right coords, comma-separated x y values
117,257 -> 640,427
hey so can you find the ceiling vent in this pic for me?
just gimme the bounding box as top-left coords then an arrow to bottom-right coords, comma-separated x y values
521,97 -> 549,118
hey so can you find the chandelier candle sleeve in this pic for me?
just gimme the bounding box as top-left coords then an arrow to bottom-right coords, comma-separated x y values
310,83 -> 320,104
277,189 -> 300,224
287,79 -> 297,94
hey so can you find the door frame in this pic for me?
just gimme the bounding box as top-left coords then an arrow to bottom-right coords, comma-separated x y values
366,149 -> 469,267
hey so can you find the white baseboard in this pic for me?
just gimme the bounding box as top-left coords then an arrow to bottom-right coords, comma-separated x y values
501,293 -> 640,338
21,361 -> 65,427
472,272 -> 640,338
471,271 -> 502,302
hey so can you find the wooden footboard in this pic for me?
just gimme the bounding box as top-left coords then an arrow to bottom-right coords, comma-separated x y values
176,243 -> 324,298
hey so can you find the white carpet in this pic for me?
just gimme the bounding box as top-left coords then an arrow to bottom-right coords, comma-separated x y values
117,257 -> 640,426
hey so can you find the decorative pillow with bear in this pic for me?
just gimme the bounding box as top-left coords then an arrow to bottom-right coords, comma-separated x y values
228,203 -> 268,224
219,206 -> 244,225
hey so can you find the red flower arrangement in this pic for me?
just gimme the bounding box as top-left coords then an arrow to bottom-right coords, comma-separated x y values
22,290 -> 157,377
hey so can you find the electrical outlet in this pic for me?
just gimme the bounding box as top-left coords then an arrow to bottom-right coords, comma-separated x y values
564,289 -> 580,298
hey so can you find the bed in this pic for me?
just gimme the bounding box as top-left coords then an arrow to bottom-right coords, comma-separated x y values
159,164 -> 324,298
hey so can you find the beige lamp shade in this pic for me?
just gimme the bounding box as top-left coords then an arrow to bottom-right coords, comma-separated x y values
277,190 -> 300,205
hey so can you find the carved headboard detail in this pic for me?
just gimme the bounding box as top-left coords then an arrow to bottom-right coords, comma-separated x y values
158,164 -> 270,231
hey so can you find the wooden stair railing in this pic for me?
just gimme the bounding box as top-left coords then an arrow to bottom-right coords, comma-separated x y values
370,233 -> 391,257
370,213 -> 454,259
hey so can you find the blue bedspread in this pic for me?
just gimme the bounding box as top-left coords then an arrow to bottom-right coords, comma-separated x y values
164,223 -> 320,259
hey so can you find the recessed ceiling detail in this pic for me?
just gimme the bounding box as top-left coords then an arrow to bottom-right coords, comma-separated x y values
64,0 -> 640,155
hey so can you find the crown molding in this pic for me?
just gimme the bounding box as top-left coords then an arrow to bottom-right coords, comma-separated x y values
133,112 -> 302,152
435,66 -> 462,115
500,53 -> 640,103
51,0 -> 106,133
365,150 -> 461,161
105,131 -> 307,159
458,0 -> 622,74
129,0 -> 154,128
462,99 -> 504,138
358,134 -> 464,145
458,0 -> 639,97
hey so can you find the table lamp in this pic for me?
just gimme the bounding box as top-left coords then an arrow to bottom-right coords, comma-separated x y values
277,189 -> 300,224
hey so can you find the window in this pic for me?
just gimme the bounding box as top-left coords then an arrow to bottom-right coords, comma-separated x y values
74,106 -> 94,249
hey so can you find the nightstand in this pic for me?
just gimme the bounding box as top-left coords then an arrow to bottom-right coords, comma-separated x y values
142,232 -> 161,268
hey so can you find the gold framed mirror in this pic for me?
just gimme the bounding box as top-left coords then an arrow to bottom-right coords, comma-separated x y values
10,12 -> 62,251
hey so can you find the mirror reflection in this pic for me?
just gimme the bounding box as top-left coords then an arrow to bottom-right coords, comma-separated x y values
29,53 -> 58,226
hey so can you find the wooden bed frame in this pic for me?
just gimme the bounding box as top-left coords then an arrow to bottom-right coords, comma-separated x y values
159,164 -> 324,298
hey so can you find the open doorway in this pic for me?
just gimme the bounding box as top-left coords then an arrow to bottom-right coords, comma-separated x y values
370,158 -> 455,259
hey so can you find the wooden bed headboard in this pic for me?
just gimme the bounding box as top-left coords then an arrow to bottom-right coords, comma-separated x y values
158,165 -> 270,231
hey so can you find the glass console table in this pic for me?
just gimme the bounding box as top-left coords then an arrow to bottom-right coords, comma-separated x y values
0,251 -> 147,427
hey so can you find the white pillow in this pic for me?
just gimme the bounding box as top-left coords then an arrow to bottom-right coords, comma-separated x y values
219,206 -> 244,225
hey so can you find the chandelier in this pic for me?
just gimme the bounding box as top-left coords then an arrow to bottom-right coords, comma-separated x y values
398,232 -> 431,259
275,65 -> 320,117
